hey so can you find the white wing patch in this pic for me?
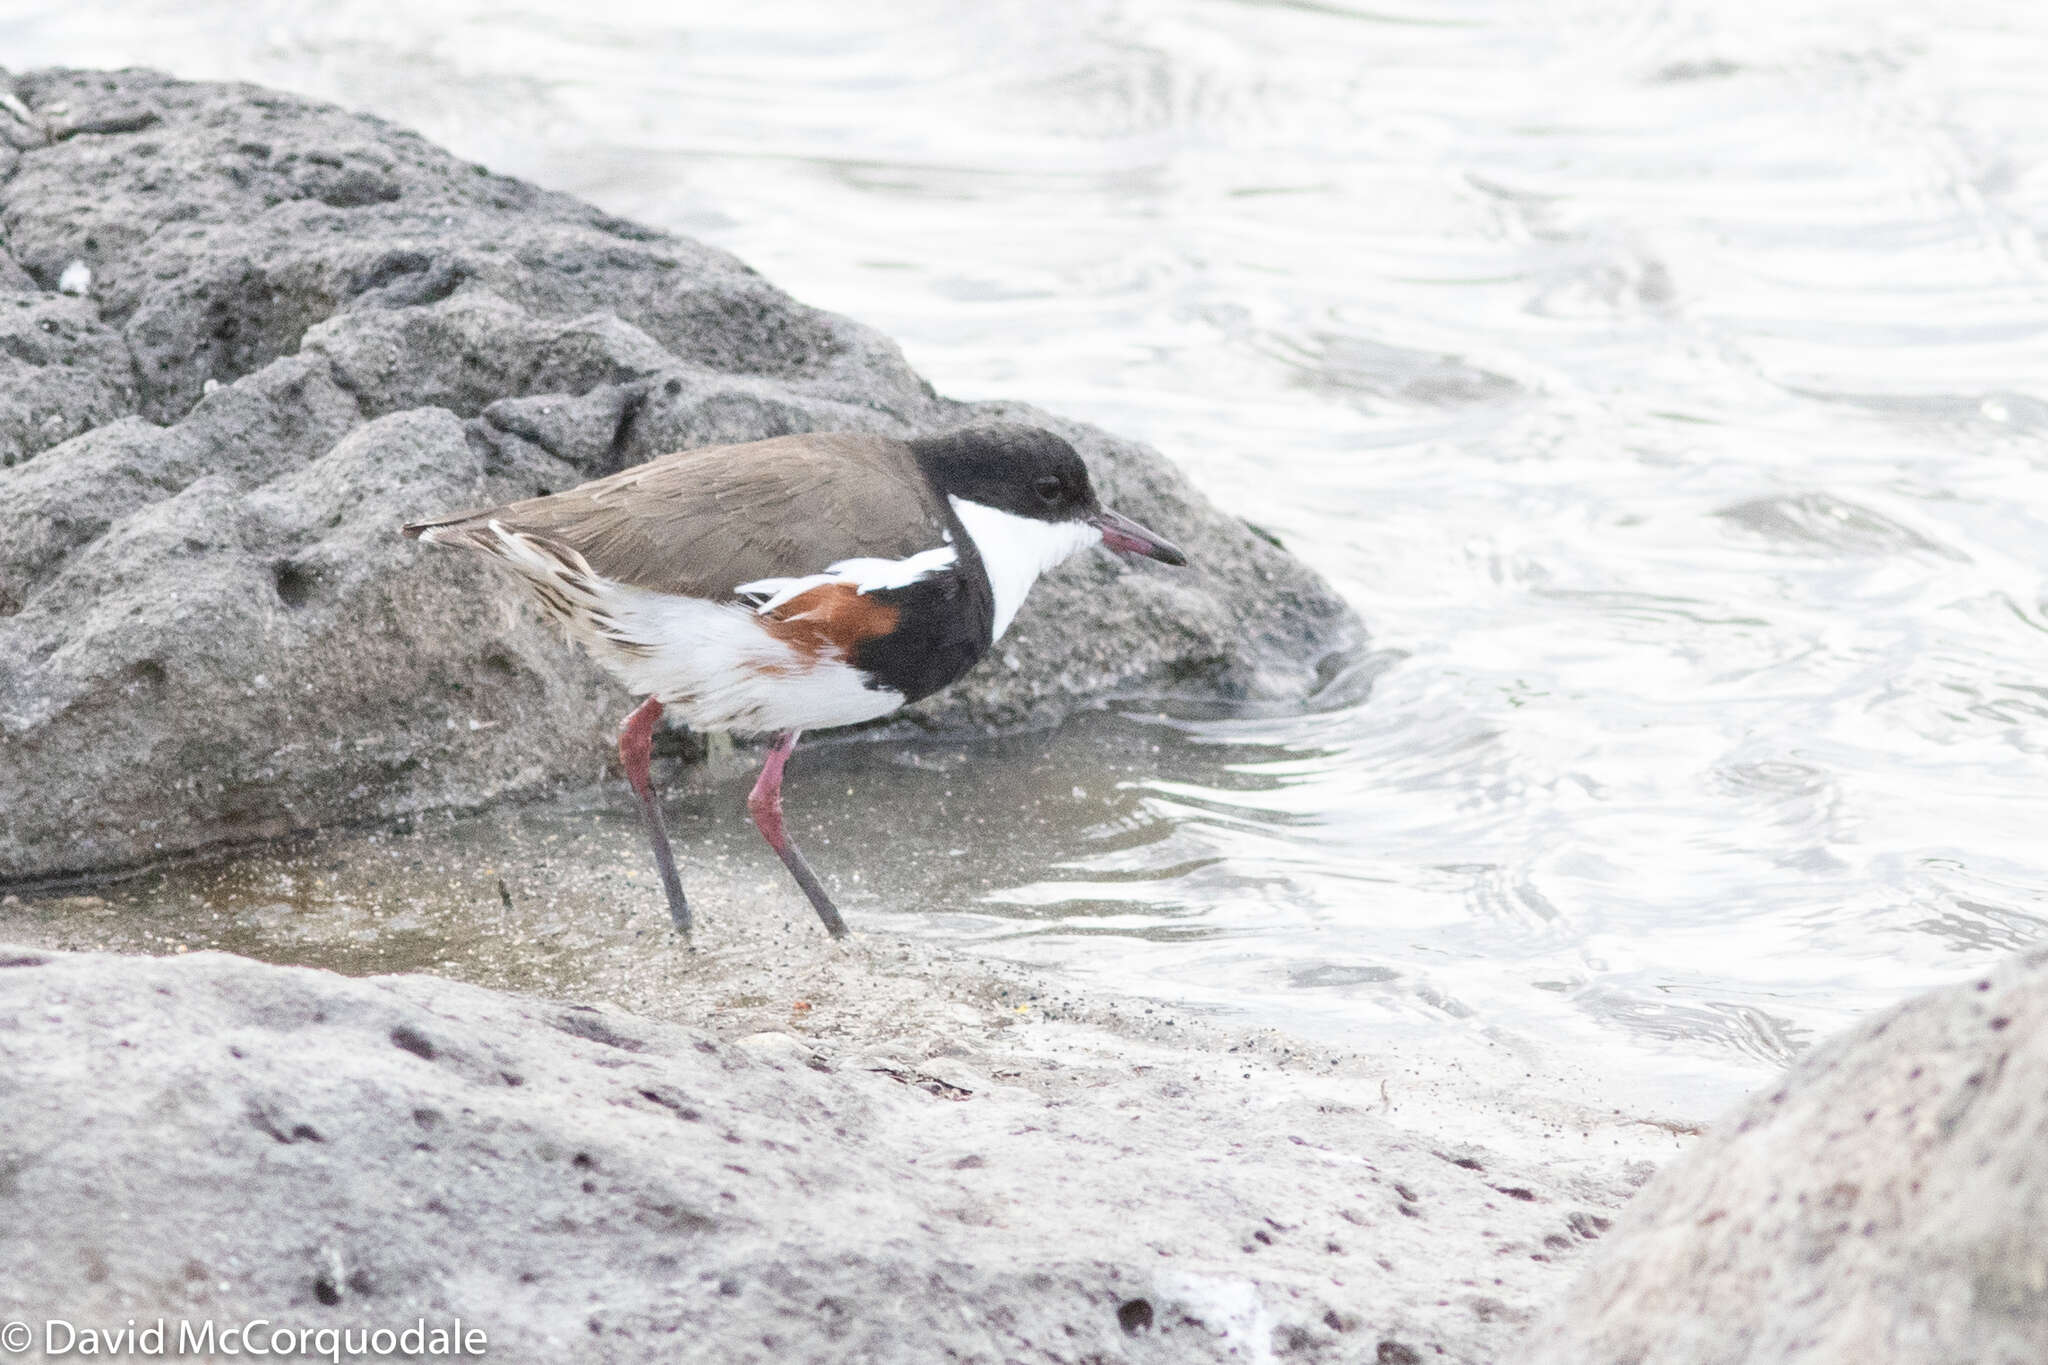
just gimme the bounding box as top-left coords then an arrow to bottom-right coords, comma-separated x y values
948,497 -> 1101,641
735,543 -> 958,614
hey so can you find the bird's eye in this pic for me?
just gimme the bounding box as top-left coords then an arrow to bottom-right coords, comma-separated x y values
1033,475 -> 1063,504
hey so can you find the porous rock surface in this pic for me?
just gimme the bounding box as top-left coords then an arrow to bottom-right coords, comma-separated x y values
1524,946 -> 2048,1364
0,67 -> 1360,882
0,942 -> 1643,1365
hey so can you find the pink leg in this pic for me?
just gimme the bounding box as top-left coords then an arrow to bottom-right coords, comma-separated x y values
746,730 -> 849,938
619,696 -> 690,934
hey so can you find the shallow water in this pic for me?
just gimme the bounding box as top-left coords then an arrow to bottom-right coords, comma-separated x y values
9,0 -> 2048,1114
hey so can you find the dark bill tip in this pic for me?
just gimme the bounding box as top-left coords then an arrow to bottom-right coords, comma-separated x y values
1093,507 -> 1188,567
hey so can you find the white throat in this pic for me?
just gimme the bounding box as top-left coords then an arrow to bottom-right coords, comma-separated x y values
949,496 -> 1099,641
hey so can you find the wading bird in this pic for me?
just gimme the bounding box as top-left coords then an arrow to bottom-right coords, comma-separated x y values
404,424 -> 1186,938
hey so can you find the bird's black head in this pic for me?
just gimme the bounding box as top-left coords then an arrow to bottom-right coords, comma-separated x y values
908,424 -> 1101,523
908,424 -> 1188,564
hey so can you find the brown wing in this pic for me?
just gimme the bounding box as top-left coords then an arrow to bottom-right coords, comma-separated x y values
406,432 -> 949,598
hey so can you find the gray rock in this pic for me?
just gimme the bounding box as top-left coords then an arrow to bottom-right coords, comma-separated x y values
0,941 -> 1643,1364
1524,947 -> 2048,1364
0,291 -> 136,467
0,68 -> 1360,882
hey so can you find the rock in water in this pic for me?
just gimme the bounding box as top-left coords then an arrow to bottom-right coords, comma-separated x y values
1524,947 -> 2048,1363
0,67 -> 1361,882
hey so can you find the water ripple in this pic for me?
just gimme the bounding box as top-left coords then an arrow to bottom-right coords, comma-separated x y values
13,0 -> 2048,1115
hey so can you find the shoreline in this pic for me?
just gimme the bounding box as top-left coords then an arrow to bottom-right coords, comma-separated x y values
2,804 -> 1693,1363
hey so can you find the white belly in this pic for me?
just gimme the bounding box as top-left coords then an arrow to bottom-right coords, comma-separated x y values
463,521 -> 909,734
586,585 -> 908,733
